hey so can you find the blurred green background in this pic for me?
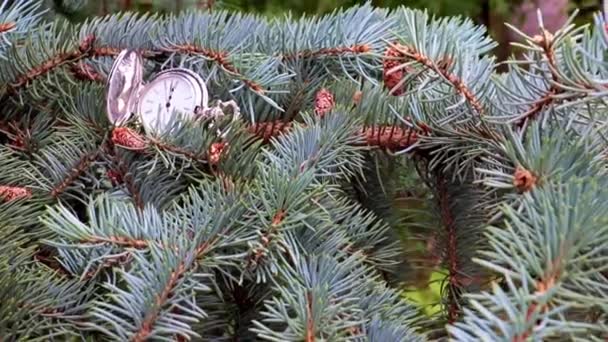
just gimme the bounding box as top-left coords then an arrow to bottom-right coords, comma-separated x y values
49,0 -> 600,20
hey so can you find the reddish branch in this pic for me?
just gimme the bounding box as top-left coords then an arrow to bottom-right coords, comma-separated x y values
8,35 -> 96,92
110,161 -> 144,210
17,301 -> 64,318
515,31 -> 589,128
390,42 -> 484,116
50,149 -> 100,198
83,236 -> 150,249
516,32 -> 560,128
132,261 -> 187,342
0,120 -> 32,152
34,247 -> 70,276
437,175 -> 460,324
132,237 -> 216,341
82,253 -> 132,279
167,44 -> 264,93
69,62 -> 105,83
247,209 -> 286,268
305,290 -> 315,342
282,44 -> 371,61
106,133 -> 145,210
91,46 -> 121,57
512,263 -> 561,342
123,172 -> 144,210
149,137 -> 207,162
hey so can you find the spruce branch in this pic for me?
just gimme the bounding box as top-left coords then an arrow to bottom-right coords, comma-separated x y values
0,251 -> 92,339
281,44 -> 372,61
450,176 -> 608,340
513,31 -> 562,128
248,121 -> 419,151
162,43 -> 265,93
69,61 -> 105,83
388,42 -> 485,116
113,163 -> 145,211
49,145 -> 100,199
437,174 -> 462,324
6,33 -> 96,93
0,0 -> 45,56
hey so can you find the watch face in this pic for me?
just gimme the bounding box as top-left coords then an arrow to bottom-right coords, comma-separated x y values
137,71 -> 204,135
106,49 -> 143,126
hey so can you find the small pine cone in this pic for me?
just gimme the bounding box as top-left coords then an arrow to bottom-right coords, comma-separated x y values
314,88 -> 335,117
352,90 -> 363,106
383,43 -> 407,96
0,22 -> 16,33
111,127 -> 148,150
208,142 -> 228,166
513,166 -> 537,193
0,186 -> 31,202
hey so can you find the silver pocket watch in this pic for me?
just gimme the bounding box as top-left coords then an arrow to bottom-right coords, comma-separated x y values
106,49 -> 239,137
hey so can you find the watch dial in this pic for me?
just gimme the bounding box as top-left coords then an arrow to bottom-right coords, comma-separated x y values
139,75 -> 198,134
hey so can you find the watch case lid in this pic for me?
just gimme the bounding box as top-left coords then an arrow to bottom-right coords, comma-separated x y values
106,49 -> 144,126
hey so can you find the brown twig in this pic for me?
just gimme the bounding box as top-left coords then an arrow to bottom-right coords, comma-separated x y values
83,254 -> 132,279
83,236 -> 150,249
166,44 -> 264,93
132,261 -> 187,342
516,32 -> 560,128
148,137 -> 208,163
437,175 -> 460,324
7,35 -> 96,93
50,149 -> 100,198
282,44 -> 371,61
515,31 -> 588,128
391,42 -> 485,116
132,237 -> 217,341
511,262 -> 561,342
305,291 -> 315,342
69,62 -> 105,83
246,209 -> 286,269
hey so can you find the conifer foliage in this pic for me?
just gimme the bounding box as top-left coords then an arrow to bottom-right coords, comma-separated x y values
0,0 -> 607,340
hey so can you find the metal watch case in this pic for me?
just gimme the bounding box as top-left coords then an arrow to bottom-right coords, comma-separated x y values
106,50 -> 209,134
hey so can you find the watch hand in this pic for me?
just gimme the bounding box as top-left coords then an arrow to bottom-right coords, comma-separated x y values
164,80 -> 172,112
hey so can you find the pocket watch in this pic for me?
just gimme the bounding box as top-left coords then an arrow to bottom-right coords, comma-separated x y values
106,49 -> 209,136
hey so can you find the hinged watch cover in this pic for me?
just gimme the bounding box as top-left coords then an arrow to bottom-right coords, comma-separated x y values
106,49 -> 144,126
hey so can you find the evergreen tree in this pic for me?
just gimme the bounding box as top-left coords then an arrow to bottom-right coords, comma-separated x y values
0,0 -> 607,340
